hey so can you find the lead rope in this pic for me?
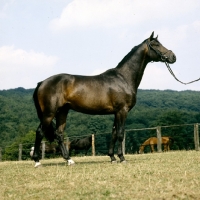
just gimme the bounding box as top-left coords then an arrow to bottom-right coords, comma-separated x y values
165,62 -> 200,85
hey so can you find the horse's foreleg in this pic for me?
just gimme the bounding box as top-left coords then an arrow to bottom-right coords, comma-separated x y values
116,111 -> 127,163
150,145 -> 154,153
117,126 -> 126,162
108,124 -> 117,163
32,123 -> 43,167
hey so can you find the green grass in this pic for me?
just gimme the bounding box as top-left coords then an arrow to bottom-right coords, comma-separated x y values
1,151 -> 200,199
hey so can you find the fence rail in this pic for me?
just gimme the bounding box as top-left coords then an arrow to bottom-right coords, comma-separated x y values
0,123 -> 199,161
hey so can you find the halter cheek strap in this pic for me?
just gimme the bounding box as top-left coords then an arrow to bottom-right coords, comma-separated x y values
147,40 -> 171,62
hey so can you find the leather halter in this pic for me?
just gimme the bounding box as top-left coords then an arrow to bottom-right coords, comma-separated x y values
147,39 -> 172,62
147,39 -> 200,85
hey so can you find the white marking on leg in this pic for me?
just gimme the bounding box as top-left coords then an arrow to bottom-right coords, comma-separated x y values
34,162 -> 41,168
68,159 -> 75,166
30,150 -> 34,157
30,147 -> 34,157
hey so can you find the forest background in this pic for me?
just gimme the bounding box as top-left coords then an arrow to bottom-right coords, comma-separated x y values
0,87 -> 199,160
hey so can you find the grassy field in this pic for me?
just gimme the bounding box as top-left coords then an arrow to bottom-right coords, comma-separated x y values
1,151 -> 200,200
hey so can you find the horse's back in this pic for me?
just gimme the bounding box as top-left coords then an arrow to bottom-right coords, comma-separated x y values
147,137 -> 157,144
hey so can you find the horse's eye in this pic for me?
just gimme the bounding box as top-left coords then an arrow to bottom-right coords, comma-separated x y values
153,43 -> 159,46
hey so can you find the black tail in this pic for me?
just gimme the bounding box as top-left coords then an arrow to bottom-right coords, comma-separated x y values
33,81 -> 43,121
169,137 -> 174,145
33,81 -> 56,143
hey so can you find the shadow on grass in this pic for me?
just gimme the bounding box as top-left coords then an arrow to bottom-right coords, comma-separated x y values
40,157 -> 134,167
40,159 -> 111,167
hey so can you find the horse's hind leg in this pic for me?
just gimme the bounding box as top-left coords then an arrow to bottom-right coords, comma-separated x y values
32,123 -> 44,167
108,123 -> 117,163
85,147 -> 90,156
150,145 -> 154,153
56,108 -> 75,165
167,143 -> 170,151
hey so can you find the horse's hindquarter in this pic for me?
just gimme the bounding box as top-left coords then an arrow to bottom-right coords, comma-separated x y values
162,137 -> 169,144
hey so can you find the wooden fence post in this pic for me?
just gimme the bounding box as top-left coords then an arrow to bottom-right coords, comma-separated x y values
0,147 -> 2,162
122,131 -> 126,155
156,126 -> 162,153
92,134 -> 95,156
42,141 -> 45,159
194,123 -> 199,151
18,144 -> 22,161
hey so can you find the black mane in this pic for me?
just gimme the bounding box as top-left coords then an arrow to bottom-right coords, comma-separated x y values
116,40 -> 147,68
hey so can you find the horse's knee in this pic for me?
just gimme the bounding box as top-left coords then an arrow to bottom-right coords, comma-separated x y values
55,131 -> 64,143
117,132 -> 124,142
36,125 -> 44,139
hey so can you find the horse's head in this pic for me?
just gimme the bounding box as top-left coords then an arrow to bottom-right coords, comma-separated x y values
147,32 -> 176,64
138,146 -> 144,154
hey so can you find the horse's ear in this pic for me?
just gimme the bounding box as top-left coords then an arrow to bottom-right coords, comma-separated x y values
156,35 -> 158,40
150,31 -> 154,40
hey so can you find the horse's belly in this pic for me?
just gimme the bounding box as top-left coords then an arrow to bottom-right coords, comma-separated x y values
69,100 -> 114,114
66,86 -> 131,114
72,105 -> 114,115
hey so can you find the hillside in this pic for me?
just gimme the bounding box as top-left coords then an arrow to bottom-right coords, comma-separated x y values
0,87 -> 199,149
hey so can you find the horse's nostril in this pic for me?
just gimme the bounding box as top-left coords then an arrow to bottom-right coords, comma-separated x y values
173,54 -> 176,61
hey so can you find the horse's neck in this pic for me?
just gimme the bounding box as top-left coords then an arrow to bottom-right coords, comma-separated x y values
117,44 -> 150,90
144,138 -> 151,145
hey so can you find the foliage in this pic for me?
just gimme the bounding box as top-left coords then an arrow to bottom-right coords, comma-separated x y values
0,88 -> 38,147
0,88 -> 199,159
3,130 -> 35,161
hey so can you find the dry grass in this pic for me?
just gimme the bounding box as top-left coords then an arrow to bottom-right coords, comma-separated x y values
1,151 -> 200,200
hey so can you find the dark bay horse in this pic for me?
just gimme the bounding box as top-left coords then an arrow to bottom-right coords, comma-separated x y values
32,32 -> 176,167
139,136 -> 174,154
69,135 -> 92,156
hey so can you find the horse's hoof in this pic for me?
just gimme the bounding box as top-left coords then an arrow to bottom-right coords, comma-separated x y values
68,159 -> 75,166
34,162 -> 42,168
111,160 -> 118,164
120,160 -> 127,164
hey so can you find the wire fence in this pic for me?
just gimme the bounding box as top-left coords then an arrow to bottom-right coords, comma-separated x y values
0,123 -> 199,161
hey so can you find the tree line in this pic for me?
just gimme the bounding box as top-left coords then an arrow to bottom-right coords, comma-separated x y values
0,87 -> 199,160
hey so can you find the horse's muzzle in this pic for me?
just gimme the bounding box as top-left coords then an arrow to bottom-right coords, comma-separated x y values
167,52 -> 176,64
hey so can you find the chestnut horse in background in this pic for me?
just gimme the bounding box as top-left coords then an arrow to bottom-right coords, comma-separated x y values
139,137 -> 174,154
32,32 -> 176,167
